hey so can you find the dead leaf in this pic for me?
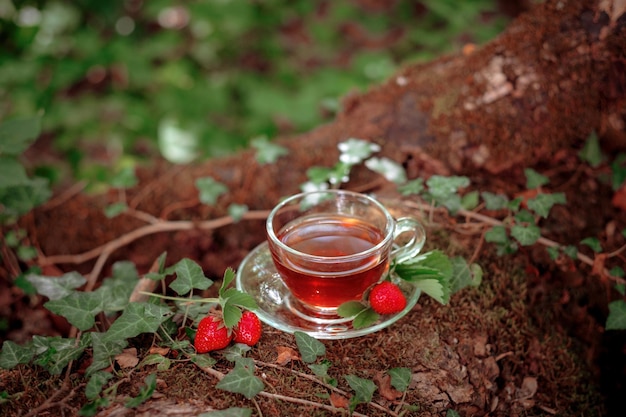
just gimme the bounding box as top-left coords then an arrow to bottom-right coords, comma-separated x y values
374,371 -> 403,401
115,347 -> 139,368
591,253 -> 608,281
330,392 -> 350,409
517,376 -> 538,400
149,346 -> 171,356
612,185 -> 626,211
275,346 -> 300,365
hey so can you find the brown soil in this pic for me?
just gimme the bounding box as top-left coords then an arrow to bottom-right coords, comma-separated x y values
1,1 -> 626,416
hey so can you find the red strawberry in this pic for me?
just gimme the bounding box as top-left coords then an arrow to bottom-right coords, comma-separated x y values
233,311 -> 263,346
194,316 -> 232,353
368,281 -> 407,315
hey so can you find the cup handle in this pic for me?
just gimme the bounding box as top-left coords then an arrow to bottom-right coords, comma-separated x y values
390,217 -> 426,264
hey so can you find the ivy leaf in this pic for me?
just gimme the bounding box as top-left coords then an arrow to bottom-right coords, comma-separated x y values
26,272 -> 86,300
32,333 -> 91,375
338,138 -> 380,165
104,202 -> 128,218
294,331 -> 326,363
227,204 -> 248,222
481,191 -> 509,210
199,408 -> 253,417
44,291 -> 103,331
216,357 -> 264,399
581,237 -> 602,253
86,332 -> 128,377
109,166 -> 137,189
85,371 -> 114,400
578,131 -> 605,168
95,261 -> 139,313
449,257 -> 483,294
0,115 -> 42,156
524,168 -> 549,189
103,302 -> 172,343
0,340 -> 35,369
527,192 -> 566,218
606,300 -> 626,330
364,157 -> 407,184
426,175 -> 470,200
170,258 -> 213,296
196,177 -> 228,205
398,178 -> 425,196
388,367 -> 412,392
511,224 -> 541,246
251,135 -> 288,164
484,226 -> 509,244
345,374 -> 377,404
191,353 -> 217,369
446,410 -> 462,417
125,373 -> 157,408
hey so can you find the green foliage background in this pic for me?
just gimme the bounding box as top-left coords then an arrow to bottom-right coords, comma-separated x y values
0,0 -> 507,184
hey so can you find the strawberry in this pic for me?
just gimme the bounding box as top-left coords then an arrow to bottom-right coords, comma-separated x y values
194,315 -> 232,353
368,281 -> 407,315
233,311 -> 263,346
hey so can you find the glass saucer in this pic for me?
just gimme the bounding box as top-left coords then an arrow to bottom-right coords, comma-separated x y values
235,242 -> 421,340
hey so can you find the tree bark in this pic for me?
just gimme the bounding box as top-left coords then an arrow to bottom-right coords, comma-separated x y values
25,0 -> 626,275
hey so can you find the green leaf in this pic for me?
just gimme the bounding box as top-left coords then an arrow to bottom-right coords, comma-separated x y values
94,261 -> 139,312
85,371 -> 113,400
563,245 -> 579,259
526,192 -> 566,218
103,302 -> 172,343
140,354 -> 172,371
337,138 -> 380,165
227,204 -> 248,222
125,373 -> 157,408
510,224 -> 541,246
110,166 -> 138,189
222,344 -> 252,362
484,226 -> 508,244
294,331 -> 326,363
481,191 -> 509,210
0,115 -> 42,156
345,374 -> 377,404
86,332 -> 128,377
251,135 -> 288,164
524,168 -> 549,189
33,333 -> 91,375
196,177 -> 228,206
352,308 -> 380,329
26,272 -> 86,300
461,190 -> 479,210
426,175 -> 470,200
199,407 -> 253,417
605,300 -> 626,330
449,257 -> 482,294
44,291 -> 103,331
220,267 -> 236,296
398,178 -> 425,196
578,131 -> 604,168
221,289 -> 258,328
170,258 -> 213,296
0,340 -> 35,369
216,357 -> 264,399
0,157 -> 29,188
104,202 -> 128,218
337,301 -> 367,318
191,353 -> 218,369
364,157 -> 407,184
581,237 -> 602,253
610,153 -> 626,191
388,367 -> 412,392
308,359 -> 332,380
446,410 -> 461,417
394,250 -> 452,305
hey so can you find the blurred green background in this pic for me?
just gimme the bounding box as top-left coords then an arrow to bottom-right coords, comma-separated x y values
0,0 -> 509,186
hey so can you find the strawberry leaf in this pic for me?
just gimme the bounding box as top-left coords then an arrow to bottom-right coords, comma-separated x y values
394,250 -> 452,305
352,308 -> 379,329
337,301 -> 367,318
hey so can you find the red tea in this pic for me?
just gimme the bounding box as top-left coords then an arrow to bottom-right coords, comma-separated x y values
270,214 -> 390,311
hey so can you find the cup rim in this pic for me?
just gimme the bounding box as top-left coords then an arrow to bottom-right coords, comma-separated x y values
266,189 -> 395,262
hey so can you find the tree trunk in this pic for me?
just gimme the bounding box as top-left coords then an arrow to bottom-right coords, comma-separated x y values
25,0 -> 626,275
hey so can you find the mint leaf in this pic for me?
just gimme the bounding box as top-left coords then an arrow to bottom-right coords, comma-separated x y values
44,291 -> 103,331
606,300 -> 626,330
170,258 -> 213,296
216,358 -> 264,399
103,302 -> 172,343
524,168 -> 549,189
26,272 -> 86,300
388,367 -> 412,392
527,192 -> 566,218
294,331 -> 326,363
0,340 -> 35,369
196,177 -> 228,206
345,374 -> 377,404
